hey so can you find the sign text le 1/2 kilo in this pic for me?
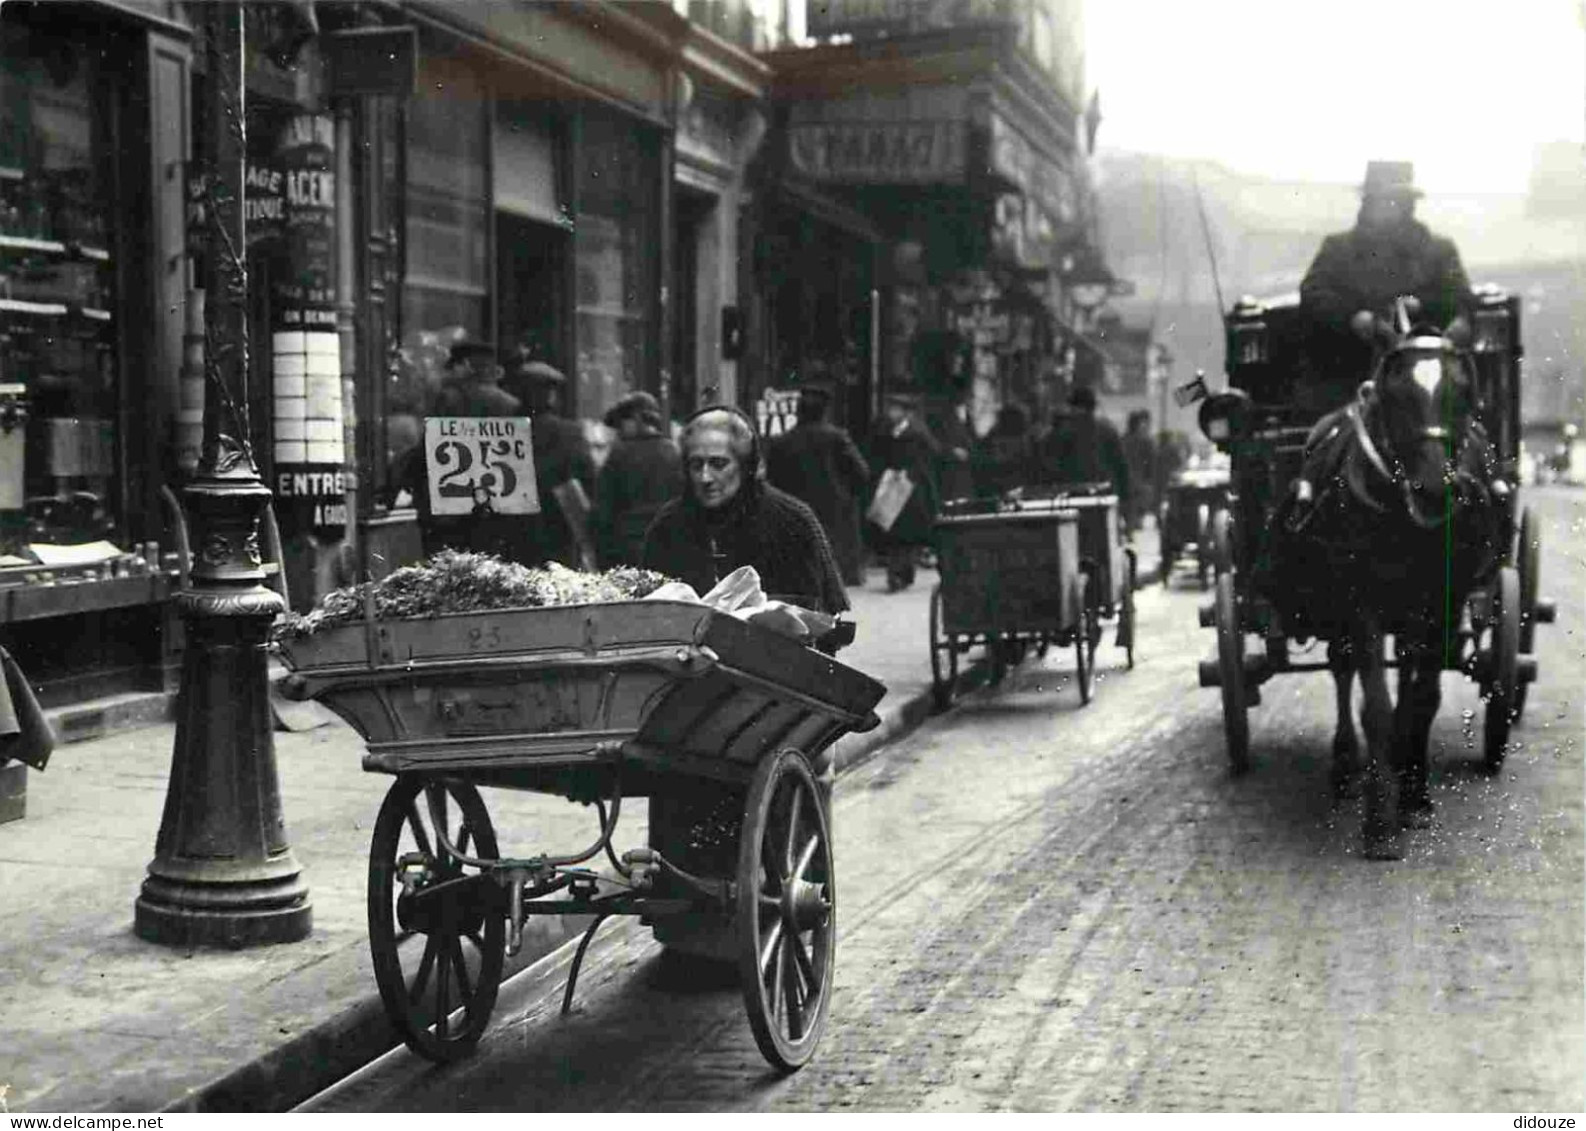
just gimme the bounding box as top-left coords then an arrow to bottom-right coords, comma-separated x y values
424,417 -> 540,516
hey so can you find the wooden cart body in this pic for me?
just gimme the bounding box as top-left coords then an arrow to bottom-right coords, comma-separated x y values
934,503 -> 1082,641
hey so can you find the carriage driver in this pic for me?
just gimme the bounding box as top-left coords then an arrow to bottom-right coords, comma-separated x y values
1298,161 -> 1475,414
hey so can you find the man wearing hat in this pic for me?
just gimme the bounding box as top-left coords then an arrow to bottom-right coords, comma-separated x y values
591,390 -> 683,568
765,384 -> 871,586
433,336 -> 522,417
1036,383 -> 1130,506
1298,160 -> 1473,413
501,351 -> 597,569
866,390 -> 941,592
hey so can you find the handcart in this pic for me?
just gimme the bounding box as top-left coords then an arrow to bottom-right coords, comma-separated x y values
1159,466 -> 1232,588
927,497 -> 1093,710
278,599 -> 885,1072
1032,484 -> 1138,670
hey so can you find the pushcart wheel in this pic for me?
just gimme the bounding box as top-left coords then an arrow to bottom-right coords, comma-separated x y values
368,776 -> 504,1064
1209,507 -> 1234,578
1116,548 -> 1137,669
1483,567 -> 1520,773
1515,506 -> 1540,721
1072,575 -> 1094,706
928,585 -> 957,710
1214,573 -> 1250,774
989,634 -> 1009,686
1195,504 -> 1212,588
738,747 -> 835,1073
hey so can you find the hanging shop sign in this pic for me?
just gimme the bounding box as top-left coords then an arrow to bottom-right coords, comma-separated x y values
423,417 -> 540,516
788,121 -> 965,185
269,114 -> 344,537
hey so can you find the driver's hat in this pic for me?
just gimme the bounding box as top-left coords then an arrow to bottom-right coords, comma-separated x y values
1360,161 -> 1423,199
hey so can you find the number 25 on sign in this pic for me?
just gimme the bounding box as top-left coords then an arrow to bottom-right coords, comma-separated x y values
424,417 -> 541,516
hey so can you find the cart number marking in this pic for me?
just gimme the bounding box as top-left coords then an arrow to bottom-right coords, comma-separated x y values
467,625 -> 503,651
425,417 -> 541,516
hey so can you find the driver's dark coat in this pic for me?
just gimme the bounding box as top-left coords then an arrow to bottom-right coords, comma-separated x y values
1299,218 -> 1473,412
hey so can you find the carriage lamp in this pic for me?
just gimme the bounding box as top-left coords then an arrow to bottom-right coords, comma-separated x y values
1472,306 -> 1509,354
1197,390 -> 1252,450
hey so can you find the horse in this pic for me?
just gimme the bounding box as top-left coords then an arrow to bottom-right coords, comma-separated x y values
1270,311 -> 1504,859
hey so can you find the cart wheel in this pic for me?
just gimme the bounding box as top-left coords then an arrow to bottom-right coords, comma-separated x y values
1483,566 -> 1521,773
1515,506 -> 1540,722
1214,573 -> 1250,774
1116,548 -> 1137,670
1210,507 -> 1234,578
737,747 -> 835,1073
368,776 -> 504,1064
1072,574 -> 1094,706
928,585 -> 957,710
989,634 -> 1009,686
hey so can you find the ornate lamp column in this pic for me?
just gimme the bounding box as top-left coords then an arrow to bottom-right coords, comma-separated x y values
136,0 -> 311,948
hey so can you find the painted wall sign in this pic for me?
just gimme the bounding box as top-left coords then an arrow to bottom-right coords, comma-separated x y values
424,417 -> 541,516
807,0 -> 1009,38
789,121 -> 965,184
275,466 -> 349,528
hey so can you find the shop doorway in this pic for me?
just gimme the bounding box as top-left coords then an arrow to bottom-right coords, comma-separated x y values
671,187 -> 715,415
496,211 -> 568,372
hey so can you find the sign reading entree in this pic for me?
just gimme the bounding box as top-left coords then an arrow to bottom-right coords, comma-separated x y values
424,416 -> 540,516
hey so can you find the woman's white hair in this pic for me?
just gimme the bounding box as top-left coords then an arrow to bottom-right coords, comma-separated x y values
681,408 -> 757,468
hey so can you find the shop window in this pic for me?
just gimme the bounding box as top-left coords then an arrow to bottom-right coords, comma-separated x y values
394,49 -> 488,495
574,108 -> 657,422
0,12 -> 120,554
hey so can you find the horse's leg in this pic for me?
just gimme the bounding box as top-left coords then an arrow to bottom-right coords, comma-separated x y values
1356,622 -> 1402,859
1397,641 -> 1441,828
1329,639 -> 1362,799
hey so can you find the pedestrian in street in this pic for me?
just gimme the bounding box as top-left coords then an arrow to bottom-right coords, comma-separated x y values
867,391 -> 941,593
1121,410 -> 1156,534
501,353 -> 598,569
1037,384 -> 1131,507
641,405 -> 848,616
923,393 -> 975,506
402,336 -> 524,559
592,390 -> 683,568
765,384 -> 871,586
970,402 -> 1036,499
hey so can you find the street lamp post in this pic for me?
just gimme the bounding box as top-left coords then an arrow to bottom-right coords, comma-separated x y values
135,1 -> 311,948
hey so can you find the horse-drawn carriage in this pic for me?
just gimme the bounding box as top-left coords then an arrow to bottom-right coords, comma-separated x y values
279,599 -> 885,1071
928,487 -> 1135,710
1190,286 -> 1555,856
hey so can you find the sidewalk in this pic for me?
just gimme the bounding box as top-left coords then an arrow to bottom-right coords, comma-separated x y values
1,526 -> 1158,1114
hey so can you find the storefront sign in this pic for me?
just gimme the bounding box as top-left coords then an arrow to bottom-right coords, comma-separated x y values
275,466 -> 349,529
789,121 -> 965,184
424,417 -> 540,516
755,389 -> 802,438
273,115 -> 336,327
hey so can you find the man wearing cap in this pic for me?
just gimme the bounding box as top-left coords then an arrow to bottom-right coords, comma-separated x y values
592,390 -> 683,568
1299,161 -> 1473,413
867,391 -> 941,592
765,384 -> 871,586
501,352 -> 598,569
1036,384 -> 1130,507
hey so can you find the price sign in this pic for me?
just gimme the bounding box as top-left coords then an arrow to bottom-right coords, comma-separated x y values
424,417 -> 540,516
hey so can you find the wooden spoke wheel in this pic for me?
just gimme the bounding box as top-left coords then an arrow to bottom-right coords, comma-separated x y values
1209,507 -> 1234,578
1515,506 -> 1540,721
1483,566 -> 1521,773
1214,573 -> 1250,774
928,585 -> 958,710
1072,573 -> 1094,706
368,776 -> 504,1063
1115,548 -> 1138,670
737,748 -> 836,1073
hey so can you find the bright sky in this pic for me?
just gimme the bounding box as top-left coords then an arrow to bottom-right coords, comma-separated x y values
1086,0 -> 1586,194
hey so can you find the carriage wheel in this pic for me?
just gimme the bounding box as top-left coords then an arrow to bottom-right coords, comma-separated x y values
928,585 -> 958,710
737,747 -> 836,1073
988,634 -> 1009,686
1115,548 -> 1138,670
1515,506 -> 1540,721
368,776 -> 505,1064
1209,507 -> 1234,578
1073,574 -> 1094,706
1213,573 -> 1250,774
1483,567 -> 1521,773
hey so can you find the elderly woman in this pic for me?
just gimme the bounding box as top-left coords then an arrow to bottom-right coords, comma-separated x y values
642,405 -> 849,616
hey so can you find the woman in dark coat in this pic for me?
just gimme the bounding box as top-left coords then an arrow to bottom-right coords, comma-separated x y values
866,392 -> 941,592
765,385 -> 870,586
642,406 -> 848,616
592,391 -> 683,568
